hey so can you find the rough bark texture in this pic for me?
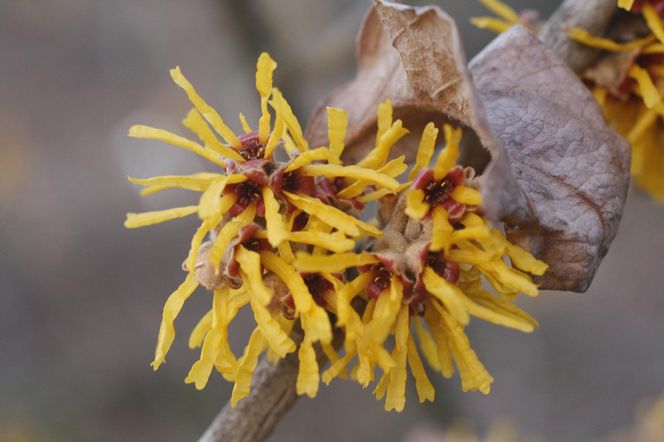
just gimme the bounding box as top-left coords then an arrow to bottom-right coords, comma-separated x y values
197,353 -> 299,442
538,0 -> 618,73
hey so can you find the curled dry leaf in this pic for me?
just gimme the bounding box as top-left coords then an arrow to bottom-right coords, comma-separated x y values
306,1 -> 629,292
470,26 -> 630,292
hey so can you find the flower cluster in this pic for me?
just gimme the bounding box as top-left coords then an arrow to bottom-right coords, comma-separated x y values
570,0 -> 664,201
125,52 -> 547,411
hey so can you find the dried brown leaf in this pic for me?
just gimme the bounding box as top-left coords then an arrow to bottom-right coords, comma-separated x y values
305,0 -> 496,169
469,26 -> 630,291
306,1 -> 629,292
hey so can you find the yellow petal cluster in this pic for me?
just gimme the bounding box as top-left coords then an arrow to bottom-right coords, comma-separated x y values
125,52 -> 548,411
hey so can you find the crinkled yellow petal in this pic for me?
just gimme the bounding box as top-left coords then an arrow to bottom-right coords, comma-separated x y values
479,0 -> 520,23
451,186 -> 481,206
322,349 -> 356,384
356,186 -> 400,203
336,272 -> 372,328
405,189 -> 430,220
208,203 -> 256,271
250,298 -> 296,358
256,53 -> 277,143
423,303 -> 455,378
129,173 -> 222,194
260,251 -> 313,313
373,372 -> 390,400
215,290 -> 243,381
128,125 -> 226,168
239,113 -> 253,134
385,305 -> 409,412
262,187 -> 289,247
643,43 -> 664,54
485,261 -> 539,296
414,317 -> 441,372
569,27 -> 655,52
365,278 -> 403,346
182,109 -> 245,161
431,206 -> 453,253
409,123 -> 438,180
628,64 -> 661,109
270,88 -> 309,151
301,164 -> 400,191
231,328 -> 267,407
440,310 -> 493,394
618,0 -> 635,10
293,252 -> 378,273
470,17 -> 513,33
327,107 -> 347,164
170,66 -> 240,148
423,267 -> 470,326
301,303 -> 333,344
198,177 -> 241,220
451,225 -> 491,243
296,338 -> 320,398
188,309 -> 213,349
505,242 -> 548,276
376,99 -> 393,140
125,205 -> 199,229
433,124 -> 462,180
284,147 -> 330,172
151,272 -> 199,370
407,334 -> 435,403
264,114 -> 284,159
643,4 -> 664,45
185,211 -> 224,273
337,156 -> 408,199
236,245 -> 272,306
358,120 -> 409,169
284,191 -> 381,237
287,230 -> 355,253
185,287 -> 229,389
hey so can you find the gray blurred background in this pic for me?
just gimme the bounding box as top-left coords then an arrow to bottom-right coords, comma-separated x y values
1,0 -> 663,441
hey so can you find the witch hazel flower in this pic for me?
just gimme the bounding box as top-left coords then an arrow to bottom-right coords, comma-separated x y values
124,52 -> 407,403
293,123 -> 547,411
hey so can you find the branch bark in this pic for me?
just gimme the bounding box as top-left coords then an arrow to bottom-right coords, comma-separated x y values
197,1 -> 621,441
197,353 -> 300,442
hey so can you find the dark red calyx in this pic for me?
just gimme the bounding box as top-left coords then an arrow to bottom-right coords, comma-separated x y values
238,132 -> 266,160
367,264 -> 392,299
427,252 -> 460,284
303,273 -> 333,306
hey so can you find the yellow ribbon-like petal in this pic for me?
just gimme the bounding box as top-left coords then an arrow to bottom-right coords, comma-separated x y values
170,66 -> 240,148
128,125 -> 226,168
151,272 -> 200,370
327,107 -> 347,164
125,205 -> 199,229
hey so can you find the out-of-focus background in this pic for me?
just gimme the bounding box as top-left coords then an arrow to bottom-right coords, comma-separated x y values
1,0 -> 663,441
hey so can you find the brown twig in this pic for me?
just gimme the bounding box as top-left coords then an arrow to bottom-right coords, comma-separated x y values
539,0 -> 618,73
196,1 -> 621,441
197,353 -> 300,442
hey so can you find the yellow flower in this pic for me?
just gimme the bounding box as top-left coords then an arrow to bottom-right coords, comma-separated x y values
471,0 -> 537,34
125,52 -> 405,403
125,52 -> 547,411
568,1 -> 664,201
293,124 -> 547,412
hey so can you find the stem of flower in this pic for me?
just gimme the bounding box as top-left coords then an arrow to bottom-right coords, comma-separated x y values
197,352 -> 300,442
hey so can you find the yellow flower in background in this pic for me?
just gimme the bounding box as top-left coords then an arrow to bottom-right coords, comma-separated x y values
125,52 -> 547,411
471,0 -> 538,34
569,1 -> 664,201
